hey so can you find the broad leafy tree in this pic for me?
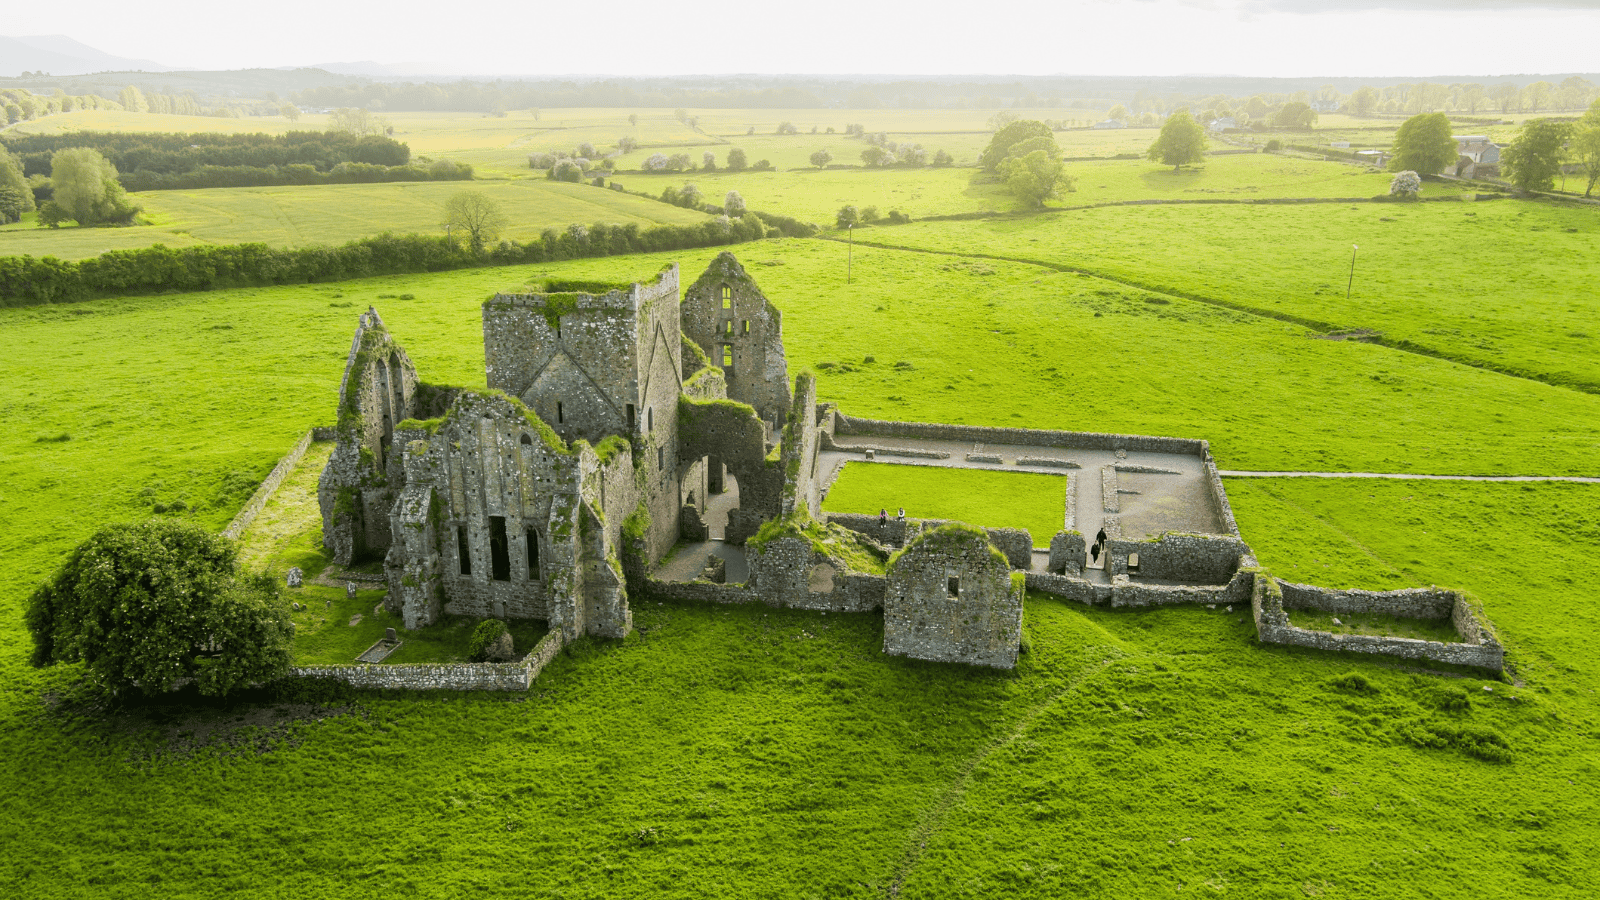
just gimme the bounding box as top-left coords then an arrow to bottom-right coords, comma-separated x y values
1001,150 -> 1075,208
1272,102 -> 1317,129
980,119 -> 1055,173
0,149 -> 34,223
1501,118 -> 1573,192
1347,86 -> 1379,117
725,148 -> 748,172
723,190 -> 746,217
1572,99 -> 1600,197
444,190 -> 507,253
1146,111 -> 1207,173
810,148 -> 832,168
26,519 -> 293,696
49,148 -> 139,226
1389,113 -> 1457,174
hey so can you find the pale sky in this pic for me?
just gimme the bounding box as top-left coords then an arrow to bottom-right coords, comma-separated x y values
8,0 -> 1600,78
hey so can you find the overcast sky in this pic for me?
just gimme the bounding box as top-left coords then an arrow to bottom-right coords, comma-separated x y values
8,0 -> 1600,78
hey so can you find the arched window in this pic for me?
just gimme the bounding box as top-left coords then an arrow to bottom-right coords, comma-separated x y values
721,285 -> 732,309
520,433 -> 533,447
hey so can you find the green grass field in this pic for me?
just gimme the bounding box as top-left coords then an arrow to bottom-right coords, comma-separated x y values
2,106 -> 1599,899
822,462 -> 1068,543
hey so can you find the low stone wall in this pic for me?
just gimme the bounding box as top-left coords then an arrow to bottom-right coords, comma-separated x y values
827,440 -> 951,460
1048,530 -> 1086,575
1024,570 -> 1109,605
311,426 -> 339,441
1253,576 -> 1503,672
985,527 -> 1034,569
1279,581 -> 1457,619
1017,456 -> 1080,469
834,414 -> 1209,456
828,512 -> 912,545
1101,465 -> 1120,514
289,631 -> 565,691
223,429 -> 316,540
1202,455 -> 1242,538
1110,569 -> 1253,608
1107,532 -> 1249,584
642,579 -> 756,605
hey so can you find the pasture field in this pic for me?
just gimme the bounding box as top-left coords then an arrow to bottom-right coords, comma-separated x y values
821,463 -> 1069,543
854,198 -> 1600,393
0,179 -> 713,260
3,106 -> 1599,898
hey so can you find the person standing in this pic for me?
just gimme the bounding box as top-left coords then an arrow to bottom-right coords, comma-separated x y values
879,508 -> 888,527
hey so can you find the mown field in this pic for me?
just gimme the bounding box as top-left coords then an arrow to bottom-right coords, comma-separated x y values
2,106 -> 1598,898
822,463 -> 1069,542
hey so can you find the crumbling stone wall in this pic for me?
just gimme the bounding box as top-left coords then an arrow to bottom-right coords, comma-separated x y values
745,533 -> 887,612
224,429 -> 314,540
291,632 -> 564,691
681,251 -> 792,429
834,413 -> 1211,456
779,373 -> 825,519
1105,532 -> 1249,584
677,395 -> 782,544
883,524 -> 1023,669
1048,530 -> 1086,575
1253,575 -> 1503,672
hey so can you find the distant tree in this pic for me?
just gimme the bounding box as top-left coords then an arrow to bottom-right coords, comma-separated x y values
980,119 -> 1054,172
576,141 -> 598,159
1264,139 -> 1283,152
118,85 -> 148,113
836,205 -> 859,228
628,113 -> 639,126
678,183 -> 704,209
50,148 -> 139,226
674,108 -> 688,124
724,190 -> 746,217
25,519 -> 293,697
1501,118 -> 1573,192
747,126 -> 755,135
933,149 -> 954,167
810,148 -> 833,168
549,159 -> 585,182
0,149 -> 34,223
1572,99 -> 1600,197
330,107 -> 386,137
1389,113 -> 1457,175
1001,149 -> 1075,208
643,153 -> 669,171
617,136 -> 638,154
1105,104 -> 1129,121
726,148 -> 748,171
1146,111 -> 1207,173
1389,170 -> 1422,197
280,103 -> 301,121
666,153 -> 692,171
898,144 -> 928,166
444,190 -> 507,253
861,146 -> 893,166
860,206 -> 880,224
776,121 -> 798,135
987,110 -> 1019,130
528,151 -> 557,169
1520,80 -> 1554,112
1243,96 -> 1270,119
1272,102 -> 1317,129
702,151 -> 717,171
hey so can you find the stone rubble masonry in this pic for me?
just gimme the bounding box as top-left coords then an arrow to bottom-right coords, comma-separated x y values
223,429 -> 315,540
1016,456 -> 1080,469
290,631 -> 565,691
1048,530 -> 1087,575
676,393 -> 782,545
824,440 -> 951,460
1101,465 -> 1120,514
681,251 -> 793,430
779,374 -> 825,520
826,513 -> 1034,563
883,525 -> 1023,669
1253,576 -> 1503,672
1105,532 -> 1249,584
1062,473 -> 1078,532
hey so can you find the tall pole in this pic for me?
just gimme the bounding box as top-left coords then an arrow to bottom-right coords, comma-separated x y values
1346,243 -> 1358,302
847,224 -> 853,285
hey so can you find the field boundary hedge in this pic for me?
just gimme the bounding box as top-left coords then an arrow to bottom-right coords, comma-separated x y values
0,216 -> 767,308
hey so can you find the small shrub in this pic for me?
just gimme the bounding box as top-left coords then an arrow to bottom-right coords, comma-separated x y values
1264,139 -> 1283,152
1327,671 -> 1381,695
469,619 -> 509,661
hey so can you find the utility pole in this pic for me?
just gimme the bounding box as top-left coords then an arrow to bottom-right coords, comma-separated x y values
1346,244 -> 1358,302
847,224 -> 853,284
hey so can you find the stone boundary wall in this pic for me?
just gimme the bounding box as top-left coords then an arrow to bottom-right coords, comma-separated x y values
1106,532 -> 1249,584
1017,457 -> 1080,469
1101,465 -> 1120,514
828,441 -> 951,460
1202,455 -> 1241,538
311,426 -> 339,441
289,631 -> 566,691
834,414 -> 1209,456
1110,570 -> 1254,608
222,429 -> 316,540
1252,577 -> 1503,671
1025,571 -> 1109,605
1278,581 -> 1458,620
643,579 -> 759,605
825,513 -> 1036,561
1063,474 -> 1078,532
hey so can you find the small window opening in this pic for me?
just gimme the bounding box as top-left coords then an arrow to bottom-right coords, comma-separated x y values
555,320 -> 561,339
378,434 -> 391,472
626,404 -> 636,430
658,447 -> 665,471
947,575 -> 961,598
557,401 -> 564,423
724,319 -> 733,336
520,433 -> 532,447
647,407 -> 653,432
527,528 -> 540,580
722,346 -> 733,366
742,319 -> 750,335
720,285 -> 732,306
457,527 -> 472,576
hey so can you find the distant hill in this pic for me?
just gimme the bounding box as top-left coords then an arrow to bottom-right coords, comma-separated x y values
0,34 -> 172,76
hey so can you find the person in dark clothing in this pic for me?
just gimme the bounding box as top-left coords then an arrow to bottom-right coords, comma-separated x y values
1096,527 -> 1108,546
1090,543 -> 1101,564
879,508 -> 888,527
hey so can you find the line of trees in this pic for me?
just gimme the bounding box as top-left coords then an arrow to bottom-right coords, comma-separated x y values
2,130 -> 411,177
0,218 -> 770,308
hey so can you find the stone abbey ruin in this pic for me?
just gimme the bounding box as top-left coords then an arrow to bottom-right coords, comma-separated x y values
313,252 -> 1502,680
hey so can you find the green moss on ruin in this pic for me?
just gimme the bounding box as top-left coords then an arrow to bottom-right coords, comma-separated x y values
887,522 -> 1008,571
622,500 -> 651,543
594,435 -> 631,465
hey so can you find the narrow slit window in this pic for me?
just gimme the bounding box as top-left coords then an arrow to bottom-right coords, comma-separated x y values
626,404 -> 636,430
556,401 -> 564,423
658,447 -> 665,471
742,320 -> 750,335
527,528 -> 540,580
457,527 -> 472,576
947,576 -> 960,598
489,516 -> 510,582
724,319 -> 733,336
647,407 -> 653,432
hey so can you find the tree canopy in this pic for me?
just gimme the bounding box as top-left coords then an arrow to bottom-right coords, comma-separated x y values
1389,113 -> 1457,175
1573,98 -> 1600,198
1146,111 -> 1207,172
0,149 -> 33,224
48,147 -> 139,227
1001,150 -> 1075,209
1501,118 -> 1573,192
26,519 -> 293,696
980,120 -> 1055,173
444,190 -> 507,253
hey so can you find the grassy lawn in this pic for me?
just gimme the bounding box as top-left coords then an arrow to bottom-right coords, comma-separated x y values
823,461 -> 1068,545
859,198 -> 1600,393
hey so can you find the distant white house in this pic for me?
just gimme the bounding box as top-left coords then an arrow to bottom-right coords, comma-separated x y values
1355,149 -> 1389,168
1329,141 -> 1351,149
1452,135 -> 1501,177
1092,119 -> 1127,129
1206,117 -> 1237,133
1310,99 -> 1342,112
